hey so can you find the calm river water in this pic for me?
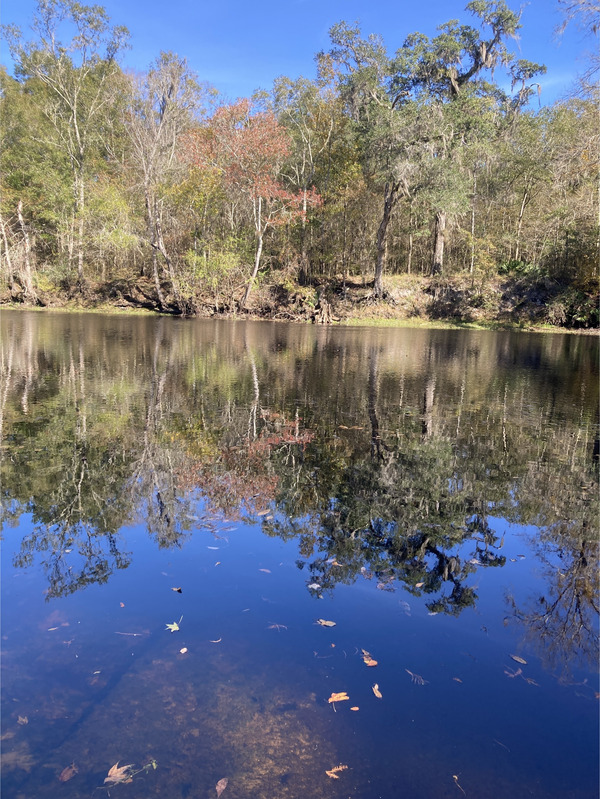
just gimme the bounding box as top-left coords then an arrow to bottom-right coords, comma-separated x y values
1,310 -> 598,799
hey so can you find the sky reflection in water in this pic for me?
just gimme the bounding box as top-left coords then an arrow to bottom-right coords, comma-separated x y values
1,311 -> 598,799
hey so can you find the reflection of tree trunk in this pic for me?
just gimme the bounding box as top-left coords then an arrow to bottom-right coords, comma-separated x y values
0,335 -> 14,445
248,350 -> 260,440
432,211 -> 446,275
421,376 -> 436,438
368,350 -> 382,460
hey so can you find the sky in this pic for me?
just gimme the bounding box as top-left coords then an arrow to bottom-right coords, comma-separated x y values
0,0 -> 596,106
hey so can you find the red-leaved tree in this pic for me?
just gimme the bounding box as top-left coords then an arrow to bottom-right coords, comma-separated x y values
183,99 -> 320,308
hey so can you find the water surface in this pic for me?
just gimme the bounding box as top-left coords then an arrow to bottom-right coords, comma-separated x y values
1,311 -> 598,798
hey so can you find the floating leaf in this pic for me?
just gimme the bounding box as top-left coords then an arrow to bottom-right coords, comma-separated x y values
209,638 -> 222,643
326,764 -> 348,779
259,568 -> 271,573
119,602 -> 125,607
328,692 -> 349,704
372,683 -> 382,699
415,582 -> 424,588
350,706 -> 359,711
104,762 -> 134,785
510,654 -> 527,665
215,777 -> 228,796
58,762 -> 78,782
307,583 -> 321,590
165,615 -> 183,633
452,677 -> 463,683
17,716 -> 28,725
361,649 -> 378,667
179,647 -> 188,654
171,587 -> 182,593
316,619 -> 336,627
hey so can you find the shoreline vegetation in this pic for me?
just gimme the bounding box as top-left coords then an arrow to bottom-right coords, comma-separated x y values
1,1 -> 598,331
2,272 -> 597,333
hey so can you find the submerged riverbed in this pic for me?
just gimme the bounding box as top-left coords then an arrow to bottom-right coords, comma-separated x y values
1,310 -> 598,798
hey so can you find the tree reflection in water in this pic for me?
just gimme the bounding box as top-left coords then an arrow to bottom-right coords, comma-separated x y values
1,311 -> 597,673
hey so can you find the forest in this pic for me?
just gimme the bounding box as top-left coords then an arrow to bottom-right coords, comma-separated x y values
0,0 -> 598,327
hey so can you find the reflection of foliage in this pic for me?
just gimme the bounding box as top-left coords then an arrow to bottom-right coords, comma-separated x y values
1,313 -> 597,670
508,521 -> 599,674
14,522 -> 131,599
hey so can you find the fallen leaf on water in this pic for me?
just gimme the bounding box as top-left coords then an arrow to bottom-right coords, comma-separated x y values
452,677 -> 463,683
104,762 -> 134,785
361,649 -> 378,667
328,692 -> 349,704
215,561 -> 221,566
207,546 -> 219,550
259,568 -> 271,573
215,777 -> 228,796
316,619 -> 336,627
372,683 -> 382,699
171,587 -> 182,593
510,654 -> 527,665
350,706 -> 359,711
47,627 -> 59,631
165,615 -> 183,633
58,762 -> 78,782
119,602 -> 125,607
17,716 -> 28,725
179,647 -> 188,654
326,764 -> 348,779
307,583 -> 321,590
415,582 -> 425,588
209,638 -> 222,643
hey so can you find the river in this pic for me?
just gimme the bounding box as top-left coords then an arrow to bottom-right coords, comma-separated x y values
1,310 -> 598,798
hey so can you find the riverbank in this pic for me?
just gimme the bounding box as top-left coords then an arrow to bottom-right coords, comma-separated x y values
2,272 -> 598,332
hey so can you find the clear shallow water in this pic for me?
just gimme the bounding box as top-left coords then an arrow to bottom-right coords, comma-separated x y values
1,311 -> 598,799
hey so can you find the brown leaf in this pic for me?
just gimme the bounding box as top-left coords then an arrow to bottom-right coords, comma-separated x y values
372,683 -> 382,699
328,692 -> 349,703
316,619 -> 336,627
326,764 -> 348,779
510,654 -> 527,665
361,648 -> 378,667
216,777 -> 228,796
104,762 -> 134,785
58,763 -> 78,782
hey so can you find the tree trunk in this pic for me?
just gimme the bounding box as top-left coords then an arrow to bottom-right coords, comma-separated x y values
432,211 -> 446,275
16,200 -> 36,300
145,191 -> 166,310
243,230 -> 263,310
242,197 -> 263,310
515,188 -> 529,263
374,181 -> 399,298
75,170 -> 85,287
155,204 -> 181,308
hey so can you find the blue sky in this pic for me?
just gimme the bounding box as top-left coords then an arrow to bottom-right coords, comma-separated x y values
1,0 -> 595,106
